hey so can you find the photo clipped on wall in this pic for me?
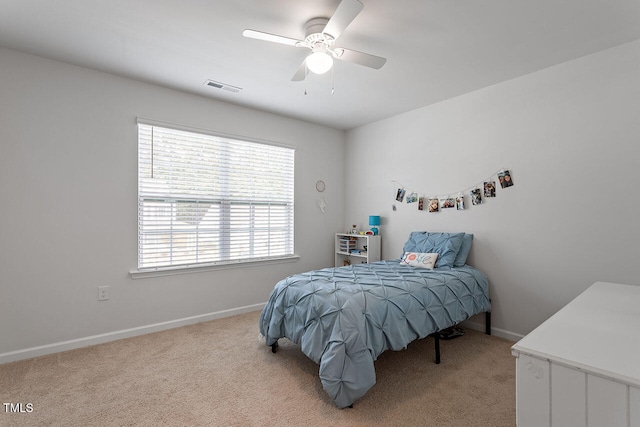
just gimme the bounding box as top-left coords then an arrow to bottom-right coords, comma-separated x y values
441,198 -> 455,209
484,181 -> 496,197
471,189 -> 482,205
498,170 -> 514,188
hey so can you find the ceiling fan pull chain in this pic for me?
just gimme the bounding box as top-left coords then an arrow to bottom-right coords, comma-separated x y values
304,62 -> 308,95
331,66 -> 335,95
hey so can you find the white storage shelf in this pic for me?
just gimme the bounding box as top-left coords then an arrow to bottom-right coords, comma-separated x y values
335,233 -> 380,267
511,282 -> 640,427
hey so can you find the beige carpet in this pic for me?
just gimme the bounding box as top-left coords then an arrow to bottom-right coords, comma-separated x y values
0,311 -> 516,426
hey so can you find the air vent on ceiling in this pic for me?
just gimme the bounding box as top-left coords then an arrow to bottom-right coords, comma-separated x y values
204,79 -> 242,93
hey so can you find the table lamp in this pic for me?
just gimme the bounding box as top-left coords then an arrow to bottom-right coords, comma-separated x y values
369,215 -> 381,235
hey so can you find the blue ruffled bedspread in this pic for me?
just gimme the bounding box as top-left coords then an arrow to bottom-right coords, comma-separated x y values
259,260 -> 491,408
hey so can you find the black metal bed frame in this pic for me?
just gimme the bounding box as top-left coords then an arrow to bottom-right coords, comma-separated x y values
271,310 -> 492,364
431,310 -> 491,364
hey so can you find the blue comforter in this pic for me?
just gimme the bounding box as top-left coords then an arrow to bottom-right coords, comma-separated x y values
259,260 -> 491,408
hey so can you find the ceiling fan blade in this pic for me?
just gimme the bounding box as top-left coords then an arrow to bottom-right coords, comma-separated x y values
334,47 -> 386,69
242,29 -> 302,47
291,61 -> 307,81
322,0 -> 364,40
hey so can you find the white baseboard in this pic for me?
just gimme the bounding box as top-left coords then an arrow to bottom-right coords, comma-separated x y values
2,305 -> 524,365
463,320 -> 524,343
0,303 -> 265,365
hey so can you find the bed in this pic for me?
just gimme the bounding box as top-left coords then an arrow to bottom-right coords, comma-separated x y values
259,231 -> 492,408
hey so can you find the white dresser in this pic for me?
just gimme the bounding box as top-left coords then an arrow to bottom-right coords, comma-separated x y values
512,282 -> 640,427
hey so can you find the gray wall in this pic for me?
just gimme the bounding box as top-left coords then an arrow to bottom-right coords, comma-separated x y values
345,40 -> 640,340
0,47 -> 346,360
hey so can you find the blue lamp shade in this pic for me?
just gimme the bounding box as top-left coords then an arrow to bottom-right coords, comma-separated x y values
368,215 -> 381,235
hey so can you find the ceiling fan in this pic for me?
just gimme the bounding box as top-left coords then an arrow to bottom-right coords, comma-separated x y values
242,0 -> 386,81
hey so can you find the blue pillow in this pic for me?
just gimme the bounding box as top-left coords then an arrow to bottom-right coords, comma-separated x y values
453,234 -> 473,267
402,232 -> 465,268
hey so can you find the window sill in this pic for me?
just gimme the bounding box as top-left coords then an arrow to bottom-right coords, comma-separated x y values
129,255 -> 300,280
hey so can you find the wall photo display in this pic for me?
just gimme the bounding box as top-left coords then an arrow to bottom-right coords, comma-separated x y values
393,168 -> 514,213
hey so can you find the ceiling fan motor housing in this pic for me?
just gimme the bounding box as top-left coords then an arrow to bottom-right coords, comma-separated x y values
305,17 -> 331,38
302,17 -> 337,57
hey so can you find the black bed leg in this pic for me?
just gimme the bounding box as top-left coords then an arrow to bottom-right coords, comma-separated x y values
485,311 -> 492,336
271,341 -> 278,353
434,334 -> 441,364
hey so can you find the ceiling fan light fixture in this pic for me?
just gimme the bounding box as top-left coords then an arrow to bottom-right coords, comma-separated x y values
306,51 -> 333,74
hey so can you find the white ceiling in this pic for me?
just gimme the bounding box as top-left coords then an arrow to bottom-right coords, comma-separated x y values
1,0 -> 639,130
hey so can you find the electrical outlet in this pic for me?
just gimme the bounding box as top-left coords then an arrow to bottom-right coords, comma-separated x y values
98,286 -> 110,301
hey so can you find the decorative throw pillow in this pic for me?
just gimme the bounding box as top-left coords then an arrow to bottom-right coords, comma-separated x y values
400,252 -> 439,269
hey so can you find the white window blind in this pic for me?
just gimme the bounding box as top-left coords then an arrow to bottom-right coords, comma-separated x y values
137,122 -> 295,270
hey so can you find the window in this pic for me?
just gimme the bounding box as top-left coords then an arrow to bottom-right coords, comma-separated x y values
137,121 -> 295,270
